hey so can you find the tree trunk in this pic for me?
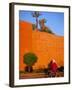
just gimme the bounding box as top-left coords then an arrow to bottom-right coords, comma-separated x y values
25,66 -> 33,72
36,17 -> 38,31
28,66 -> 33,72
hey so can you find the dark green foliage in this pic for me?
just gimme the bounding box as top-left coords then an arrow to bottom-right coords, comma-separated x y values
41,28 -> 54,34
43,68 -> 48,75
58,66 -> 64,72
32,11 -> 41,29
46,29 -> 54,34
32,24 -> 36,30
39,18 -> 54,34
24,53 -> 38,66
32,11 -> 41,18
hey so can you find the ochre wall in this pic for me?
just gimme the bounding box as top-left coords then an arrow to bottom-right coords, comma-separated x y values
19,21 -> 64,71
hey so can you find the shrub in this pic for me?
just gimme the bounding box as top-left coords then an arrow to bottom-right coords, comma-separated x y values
24,53 -> 38,66
32,24 -> 36,30
23,53 -> 38,72
58,66 -> 64,72
42,28 -> 54,34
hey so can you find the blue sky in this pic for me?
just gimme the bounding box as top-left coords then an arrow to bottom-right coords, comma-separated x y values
19,11 -> 64,36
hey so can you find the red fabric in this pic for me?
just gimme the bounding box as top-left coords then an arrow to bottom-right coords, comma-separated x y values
50,63 -> 58,72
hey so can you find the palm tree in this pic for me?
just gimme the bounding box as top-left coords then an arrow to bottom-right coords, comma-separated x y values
23,53 -> 38,72
39,18 -> 47,30
32,11 -> 41,29
39,18 -> 54,34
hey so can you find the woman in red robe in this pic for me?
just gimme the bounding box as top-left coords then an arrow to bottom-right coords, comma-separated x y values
49,59 -> 58,77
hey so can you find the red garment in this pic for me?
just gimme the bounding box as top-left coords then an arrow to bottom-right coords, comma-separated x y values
50,62 -> 58,73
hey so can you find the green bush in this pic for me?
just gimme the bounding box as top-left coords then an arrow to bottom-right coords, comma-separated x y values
24,53 -> 38,66
41,28 -> 54,34
32,24 -> 36,30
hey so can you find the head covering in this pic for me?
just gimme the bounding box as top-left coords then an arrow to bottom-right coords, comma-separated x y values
52,59 -> 56,63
